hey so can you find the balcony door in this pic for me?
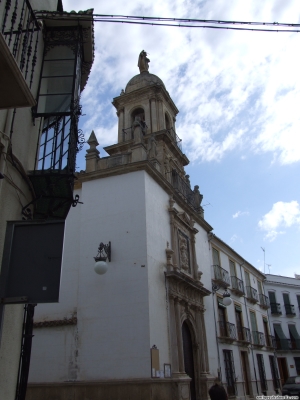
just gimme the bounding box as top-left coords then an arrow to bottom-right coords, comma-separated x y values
277,357 -> 289,386
218,302 -> 227,336
235,307 -> 243,340
241,351 -> 251,395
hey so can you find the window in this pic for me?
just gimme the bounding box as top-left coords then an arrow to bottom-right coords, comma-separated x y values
283,293 -> 290,305
257,280 -> 263,295
269,356 -> 280,391
235,305 -> 243,340
257,354 -> 268,394
223,350 -> 236,396
294,357 -> 300,375
262,317 -> 270,346
297,295 -> 300,310
244,270 -> 250,287
212,248 -> 220,266
229,260 -> 236,277
288,325 -> 300,350
273,324 -> 289,350
218,299 -> 227,337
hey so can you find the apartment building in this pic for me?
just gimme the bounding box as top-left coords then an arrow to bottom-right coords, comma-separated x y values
265,274 -> 300,385
208,235 -> 280,399
0,2 -> 94,399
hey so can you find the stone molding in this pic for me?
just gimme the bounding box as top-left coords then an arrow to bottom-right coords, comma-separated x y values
75,160 -> 213,233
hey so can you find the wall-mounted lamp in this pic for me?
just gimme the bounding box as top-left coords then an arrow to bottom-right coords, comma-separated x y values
94,242 -> 111,275
212,284 -> 232,306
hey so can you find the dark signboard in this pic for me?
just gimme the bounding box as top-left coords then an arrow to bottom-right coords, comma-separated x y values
0,220 -> 65,303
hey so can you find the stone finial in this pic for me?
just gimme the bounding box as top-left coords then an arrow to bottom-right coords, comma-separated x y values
85,130 -> 100,172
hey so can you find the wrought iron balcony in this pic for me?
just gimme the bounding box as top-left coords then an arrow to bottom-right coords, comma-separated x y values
270,302 -> 281,314
218,321 -> 237,340
259,294 -> 270,309
275,338 -> 296,350
246,286 -> 258,303
0,0 -> 41,108
285,304 -> 296,316
265,334 -> 276,348
237,326 -> 251,343
213,265 -> 230,287
252,331 -> 265,347
231,276 -> 245,296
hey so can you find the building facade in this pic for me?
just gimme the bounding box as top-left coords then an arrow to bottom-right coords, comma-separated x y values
265,274 -> 300,385
27,52 -> 218,400
0,2 -> 94,399
209,235 -> 280,398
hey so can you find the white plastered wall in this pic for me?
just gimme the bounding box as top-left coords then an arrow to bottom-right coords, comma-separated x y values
145,173 -> 172,372
30,171 -> 153,382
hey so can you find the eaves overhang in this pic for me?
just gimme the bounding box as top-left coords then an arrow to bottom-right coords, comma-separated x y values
35,9 -> 95,91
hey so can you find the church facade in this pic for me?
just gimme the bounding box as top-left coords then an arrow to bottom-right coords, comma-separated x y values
27,52 -> 218,400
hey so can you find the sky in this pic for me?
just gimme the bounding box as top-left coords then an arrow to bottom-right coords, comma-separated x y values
63,0 -> 300,278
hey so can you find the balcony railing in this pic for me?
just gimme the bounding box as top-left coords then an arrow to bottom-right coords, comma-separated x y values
1,0 -> 41,89
231,276 -> 245,295
285,304 -> 296,316
246,286 -> 259,303
265,334 -> 276,348
270,302 -> 281,314
252,331 -> 265,346
276,338 -> 292,351
218,321 -> 237,340
213,265 -> 230,287
259,294 -> 270,309
237,326 -> 251,343
167,127 -> 183,152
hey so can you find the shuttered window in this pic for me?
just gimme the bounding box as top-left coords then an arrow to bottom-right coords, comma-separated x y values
229,260 -> 236,277
257,354 -> 268,393
212,248 -> 220,266
268,292 -> 276,303
283,293 -> 290,305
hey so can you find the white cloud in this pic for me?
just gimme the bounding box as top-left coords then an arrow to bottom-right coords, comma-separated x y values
63,0 -> 300,165
258,201 -> 300,241
233,211 -> 249,219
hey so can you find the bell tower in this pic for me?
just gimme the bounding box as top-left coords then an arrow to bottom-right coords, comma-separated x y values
85,51 -> 203,217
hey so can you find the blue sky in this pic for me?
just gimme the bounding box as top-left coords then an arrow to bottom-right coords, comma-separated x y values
63,0 -> 300,277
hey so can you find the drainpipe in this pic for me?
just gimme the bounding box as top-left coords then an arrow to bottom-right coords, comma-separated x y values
239,262 -> 259,395
212,290 -> 222,382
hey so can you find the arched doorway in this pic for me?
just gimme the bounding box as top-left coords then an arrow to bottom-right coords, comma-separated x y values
182,321 -> 196,400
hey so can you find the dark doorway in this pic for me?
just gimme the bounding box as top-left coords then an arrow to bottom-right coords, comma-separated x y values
241,351 -> 251,395
277,357 -> 289,386
182,321 -> 196,400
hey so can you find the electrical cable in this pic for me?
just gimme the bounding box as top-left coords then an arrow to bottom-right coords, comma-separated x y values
33,12 -> 300,33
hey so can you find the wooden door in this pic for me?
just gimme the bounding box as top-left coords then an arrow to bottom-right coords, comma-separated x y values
241,351 -> 251,395
235,309 -> 243,340
277,357 -> 289,386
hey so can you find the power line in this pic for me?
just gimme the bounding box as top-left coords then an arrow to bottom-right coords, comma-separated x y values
34,12 -> 300,33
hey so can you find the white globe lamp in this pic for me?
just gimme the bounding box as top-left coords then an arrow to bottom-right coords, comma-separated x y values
93,241 -> 111,275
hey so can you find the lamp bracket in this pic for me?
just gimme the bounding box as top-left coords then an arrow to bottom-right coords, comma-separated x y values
94,241 -> 111,262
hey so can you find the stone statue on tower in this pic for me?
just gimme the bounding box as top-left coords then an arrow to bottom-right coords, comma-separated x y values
138,50 -> 150,73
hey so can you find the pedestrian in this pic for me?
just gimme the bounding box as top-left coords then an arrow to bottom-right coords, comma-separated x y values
208,381 -> 228,400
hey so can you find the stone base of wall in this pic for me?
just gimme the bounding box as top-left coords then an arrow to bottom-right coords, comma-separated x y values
26,378 -> 192,400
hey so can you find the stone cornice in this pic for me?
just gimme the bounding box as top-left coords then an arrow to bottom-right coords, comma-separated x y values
166,270 -> 211,298
112,85 -> 179,115
76,160 -> 213,233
